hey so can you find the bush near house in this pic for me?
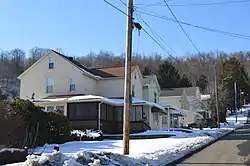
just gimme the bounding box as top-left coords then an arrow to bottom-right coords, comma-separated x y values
0,99 -> 71,149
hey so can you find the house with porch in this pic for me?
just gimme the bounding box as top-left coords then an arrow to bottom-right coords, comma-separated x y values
17,50 -> 169,133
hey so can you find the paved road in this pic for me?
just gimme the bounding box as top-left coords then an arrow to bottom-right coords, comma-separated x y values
177,116 -> 250,166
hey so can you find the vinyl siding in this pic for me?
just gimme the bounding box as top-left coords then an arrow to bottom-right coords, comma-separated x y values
20,52 -> 97,99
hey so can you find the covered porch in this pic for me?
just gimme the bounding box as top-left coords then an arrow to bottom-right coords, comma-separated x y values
32,95 -> 166,134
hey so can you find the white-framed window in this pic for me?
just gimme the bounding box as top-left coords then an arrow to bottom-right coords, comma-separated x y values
49,56 -> 55,69
46,78 -> 54,93
154,92 -> 157,103
56,106 -> 64,111
134,72 -> 137,79
47,106 -> 54,112
45,105 -> 64,112
69,78 -> 76,91
132,84 -> 135,97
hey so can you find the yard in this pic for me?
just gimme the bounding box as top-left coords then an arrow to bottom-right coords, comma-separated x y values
6,108 -> 249,166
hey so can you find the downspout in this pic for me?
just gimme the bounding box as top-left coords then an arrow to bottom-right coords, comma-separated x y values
98,100 -> 104,130
167,107 -> 171,128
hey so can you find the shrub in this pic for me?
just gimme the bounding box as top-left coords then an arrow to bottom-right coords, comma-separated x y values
10,99 -> 71,147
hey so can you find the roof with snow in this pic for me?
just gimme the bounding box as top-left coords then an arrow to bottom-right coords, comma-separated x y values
33,95 -> 167,114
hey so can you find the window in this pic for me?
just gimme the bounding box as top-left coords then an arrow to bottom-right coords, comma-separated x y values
46,78 -> 54,93
56,106 -> 64,111
39,107 -> 45,111
154,92 -> 157,103
135,106 -> 142,121
47,106 -> 54,112
69,78 -> 76,91
134,72 -> 137,79
132,84 -> 135,97
49,56 -> 55,69
162,116 -> 168,124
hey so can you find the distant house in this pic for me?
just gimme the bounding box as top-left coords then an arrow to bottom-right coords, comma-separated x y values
142,75 -> 161,103
159,87 -> 209,126
17,50 -> 169,133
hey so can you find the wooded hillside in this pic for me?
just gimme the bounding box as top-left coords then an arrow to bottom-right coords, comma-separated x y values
1,47 -> 250,98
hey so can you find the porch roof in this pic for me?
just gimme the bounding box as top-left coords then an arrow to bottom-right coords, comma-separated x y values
32,95 -> 167,113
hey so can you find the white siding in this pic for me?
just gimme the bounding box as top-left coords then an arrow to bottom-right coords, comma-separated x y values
159,96 -> 182,108
131,69 -> 143,99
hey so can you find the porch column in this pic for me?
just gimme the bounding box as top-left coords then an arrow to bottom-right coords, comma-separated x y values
64,103 -> 67,116
98,102 -> 102,130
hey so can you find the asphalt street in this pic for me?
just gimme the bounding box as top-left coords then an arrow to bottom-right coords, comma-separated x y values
177,115 -> 250,166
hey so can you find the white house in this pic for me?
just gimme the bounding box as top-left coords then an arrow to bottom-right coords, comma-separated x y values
159,87 -> 208,126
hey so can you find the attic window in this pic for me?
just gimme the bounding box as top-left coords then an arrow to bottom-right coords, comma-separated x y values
49,56 -> 55,69
134,73 -> 137,79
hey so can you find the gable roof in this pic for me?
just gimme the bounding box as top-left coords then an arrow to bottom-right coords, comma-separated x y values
143,75 -> 154,85
143,75 -> 161,91
91,66 -> 136,77
160,87 -> 198,97
18,50 -> 109,80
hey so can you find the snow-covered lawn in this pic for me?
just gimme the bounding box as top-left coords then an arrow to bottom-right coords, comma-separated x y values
6,108 -> 249,166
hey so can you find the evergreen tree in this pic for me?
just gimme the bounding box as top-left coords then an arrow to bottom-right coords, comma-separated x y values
143,66 -> 152,75
157,61 -> 192,88
219,57 -> 250,110
196,74 -> 208,93
179,74 -> 192,88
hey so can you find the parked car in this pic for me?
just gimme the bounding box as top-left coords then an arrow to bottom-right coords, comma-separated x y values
187,118 -> 218,129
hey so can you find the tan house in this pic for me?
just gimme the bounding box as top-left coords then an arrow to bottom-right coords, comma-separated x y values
18,50 -> 168,133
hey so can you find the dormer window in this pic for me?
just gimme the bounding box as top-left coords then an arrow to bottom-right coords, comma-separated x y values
49,56 -> 55,69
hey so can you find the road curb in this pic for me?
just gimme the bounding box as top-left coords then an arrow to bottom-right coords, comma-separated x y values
167,127 -> 240,166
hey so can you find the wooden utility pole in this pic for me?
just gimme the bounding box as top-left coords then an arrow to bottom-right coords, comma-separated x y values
214,64 -> 220,128
234,81 -> 238,123
123,0 -> 133,155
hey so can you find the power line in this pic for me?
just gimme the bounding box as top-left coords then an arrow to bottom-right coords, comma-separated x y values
141,27 -> 171,56
103,0 -> 129,17
170,0 -> 250,7
118,0 -> 127,6
163,0 -> 201,54
135,0 -> 250,7
135,0 -> 174,7
135,11 -> 178,55
137,9 -> 250,40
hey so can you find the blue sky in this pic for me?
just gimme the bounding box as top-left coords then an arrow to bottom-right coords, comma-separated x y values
0,0 -> 249,57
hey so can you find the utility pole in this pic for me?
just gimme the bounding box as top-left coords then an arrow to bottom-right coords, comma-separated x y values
234,81 -> 238,123
123,0 -> 133,155
214,64 -> 220,128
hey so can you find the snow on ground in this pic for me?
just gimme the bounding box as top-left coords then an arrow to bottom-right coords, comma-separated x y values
6,108 -> 249,166
71,129 -> 101,138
